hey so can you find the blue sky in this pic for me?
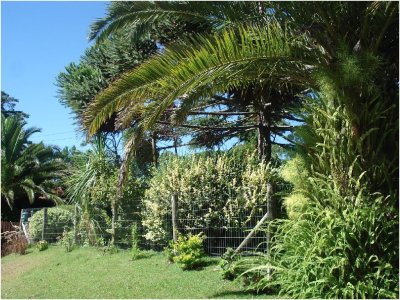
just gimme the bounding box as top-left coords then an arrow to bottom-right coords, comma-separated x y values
1,1 -> 287,154
1,1 -> 108,150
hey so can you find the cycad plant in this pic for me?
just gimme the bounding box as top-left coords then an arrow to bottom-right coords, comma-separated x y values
1,115 -> 64,209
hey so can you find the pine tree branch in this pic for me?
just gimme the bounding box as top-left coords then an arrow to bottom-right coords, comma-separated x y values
157,143 -> 198,151
156,121 -> 258,131
272,130 -> 300,146
187,110 -> 257,116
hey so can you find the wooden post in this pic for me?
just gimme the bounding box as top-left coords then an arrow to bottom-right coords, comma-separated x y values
19,209 -> 24,231
111,201 -> 116,245
171,193 -> 178,243
41,208 -> 48,241
235,183 -> 273,253
73,204 -> 78,244
265,183 -> 274,252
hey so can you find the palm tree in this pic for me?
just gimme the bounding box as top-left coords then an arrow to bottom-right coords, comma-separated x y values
86,2 -> 311,163
1,115 -> 65,209
84,1 -> 397,189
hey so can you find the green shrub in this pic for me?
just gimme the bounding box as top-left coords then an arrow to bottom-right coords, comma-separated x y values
165,233 -> 206,270
28,207 -> 74,242
101,243 -> 119,254
237,92 -> 399,298
281,155 -> 309,219
59,229 -> 74,252
220,248 -> 241,280
131,223 -> 143,260
143,152 -> 283,243
241,189 -> 398,298
36,240 -> 48,251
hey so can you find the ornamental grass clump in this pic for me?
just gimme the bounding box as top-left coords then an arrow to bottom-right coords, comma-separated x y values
1,231 -> 28,256
240,183 -> 398,298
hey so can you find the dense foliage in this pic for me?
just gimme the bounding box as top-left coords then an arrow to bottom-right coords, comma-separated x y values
56,31 -> 157,130
142,150 -> 283,243
65,136 -> 147,246
28,207 -> 74,241
238,74 -> 399,298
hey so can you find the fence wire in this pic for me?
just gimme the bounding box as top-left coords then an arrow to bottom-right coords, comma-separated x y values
20,192 -> 280,256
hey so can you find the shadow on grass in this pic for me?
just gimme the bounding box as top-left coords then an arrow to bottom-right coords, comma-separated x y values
210,290 -> 277,299
24,246 -> 36,255
132,250 -> 156,261
202,257 -> 220,267
184,257 -> 221,271
210,289 -> 267,298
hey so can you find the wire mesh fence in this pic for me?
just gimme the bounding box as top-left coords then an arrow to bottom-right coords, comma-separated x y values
19,191 -> 278,256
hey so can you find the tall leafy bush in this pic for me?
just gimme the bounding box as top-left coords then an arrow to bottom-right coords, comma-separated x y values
29,207 -> 74,241
239,93 -> 399,298
142,151 -> 282,243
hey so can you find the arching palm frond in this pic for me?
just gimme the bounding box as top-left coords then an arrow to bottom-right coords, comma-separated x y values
84,23 -> 323,137
89,1 -> 264,43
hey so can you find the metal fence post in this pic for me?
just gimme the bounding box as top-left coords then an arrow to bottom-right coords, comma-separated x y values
171,193 -> 178,243
41,208 -> 48,241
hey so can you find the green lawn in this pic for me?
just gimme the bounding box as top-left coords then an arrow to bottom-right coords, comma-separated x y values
1,246 -> 275,299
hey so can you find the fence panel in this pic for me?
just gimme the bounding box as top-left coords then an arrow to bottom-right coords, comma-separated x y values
18,195 -> 275,256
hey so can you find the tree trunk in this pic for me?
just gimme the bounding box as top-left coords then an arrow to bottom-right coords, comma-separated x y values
151,132 -> 158,166
173,136 -> 178,155
257,105 -> 276,260
257,107 -> 271,163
